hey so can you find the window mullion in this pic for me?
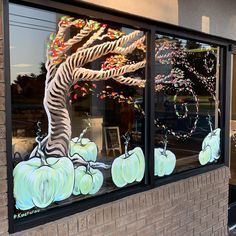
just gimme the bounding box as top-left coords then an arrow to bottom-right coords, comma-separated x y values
144,28 -> 156,187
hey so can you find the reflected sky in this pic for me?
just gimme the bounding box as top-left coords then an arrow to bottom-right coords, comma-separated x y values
9,3 -> 59,83
9,3 -> 139,84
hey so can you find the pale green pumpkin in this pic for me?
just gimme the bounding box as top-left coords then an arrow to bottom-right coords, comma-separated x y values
13,157 -> 74,210
30,165 -> 57,208
202,128 -> 221,162
13,158 -> 40,210
154,151 -> 165,177
154,148 -> 176,177
198,145 -> 212,165
111,158 -> 126,188
164,150 -> 176,175
135,147 -> 145,182
111,147 -> 145,188
73,165 -> 103,195
69,137 -> 97,162
89,167 -> 104,194
121,154 -> 139,183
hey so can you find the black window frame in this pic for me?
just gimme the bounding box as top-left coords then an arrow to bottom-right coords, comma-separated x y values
3,0 -> 232,233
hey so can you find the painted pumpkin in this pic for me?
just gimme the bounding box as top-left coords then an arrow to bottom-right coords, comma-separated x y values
69,137 -> 97,162
111,147 -> 145,188
13,157 -> 74,210
73,166 -> 103,195
154,148 -> 176,177
198,145 -> 212,165
202,128 -> 220,162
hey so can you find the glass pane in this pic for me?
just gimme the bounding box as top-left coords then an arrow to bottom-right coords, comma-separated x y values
154,34 -> 221,177
10,3 -> 146,219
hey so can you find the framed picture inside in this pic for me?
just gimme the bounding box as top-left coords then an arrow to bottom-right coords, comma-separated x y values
104,126 -> 122,156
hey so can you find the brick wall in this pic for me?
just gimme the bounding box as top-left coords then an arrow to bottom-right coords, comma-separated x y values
0,0 -> 9,235
7,167 -> 229,236
0,1 -> 231,236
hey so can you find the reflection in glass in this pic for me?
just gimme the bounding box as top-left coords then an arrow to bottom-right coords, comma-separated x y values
154,35 -> 221,176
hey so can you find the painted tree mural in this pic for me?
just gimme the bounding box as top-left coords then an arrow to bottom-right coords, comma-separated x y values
39,17 -> 146,158
13,15 -> 221,212
13,16 -> 146,211
154,38 -> 221,171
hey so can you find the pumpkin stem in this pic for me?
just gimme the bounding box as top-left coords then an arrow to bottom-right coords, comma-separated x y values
86,162 -> 91,172
207,113 -> 213,134
123,132 -> 130,158
77,116 -> 91,144
35,121 -> 48,165
162,134 -> 168,156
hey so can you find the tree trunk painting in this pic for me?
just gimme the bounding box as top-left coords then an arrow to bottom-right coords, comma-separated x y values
42,18 -> 146,157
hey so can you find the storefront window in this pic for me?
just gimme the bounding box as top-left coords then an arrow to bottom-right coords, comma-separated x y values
8,2 -> 227,230
154,34 -> 221,177
10,3 -> 146,219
